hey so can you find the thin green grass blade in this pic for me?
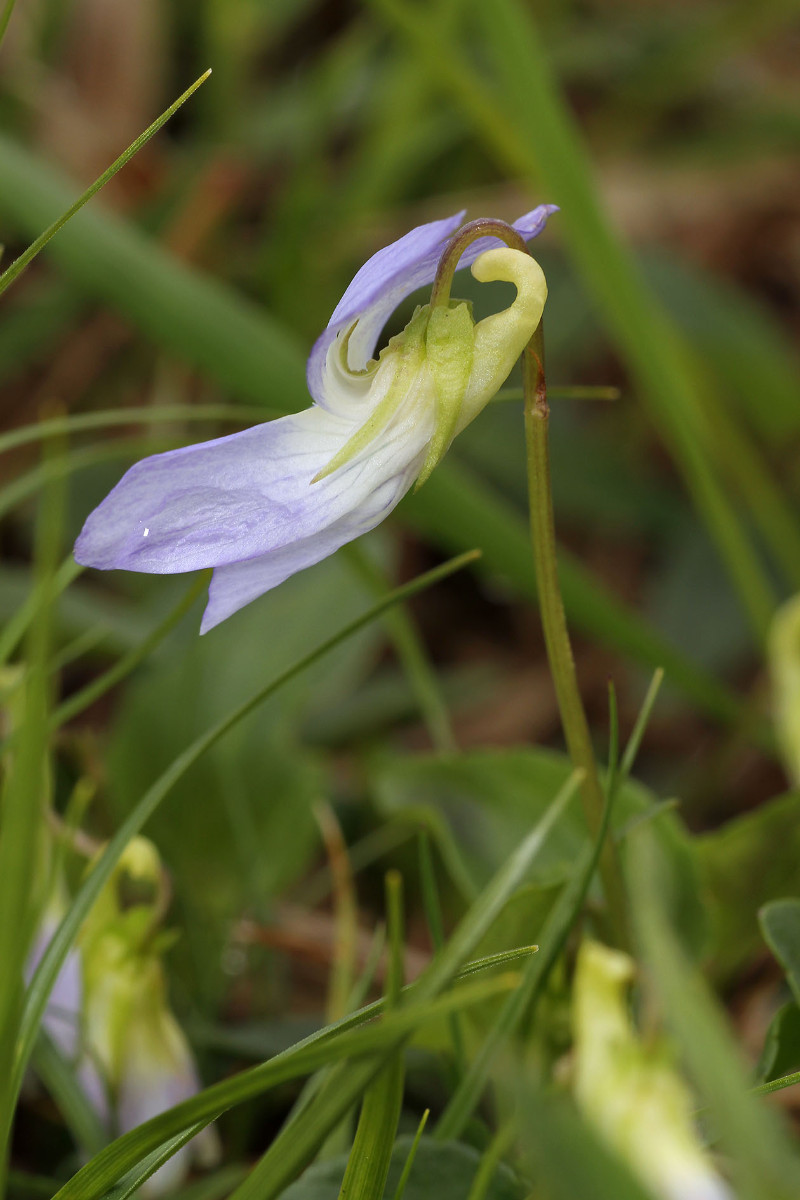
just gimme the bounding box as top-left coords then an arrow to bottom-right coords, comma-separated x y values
0,556 -> 82,668
605,680 -> 620,803
753,1070 -> 800,1098
619,668 -> 664,782
50,574 -> 207,730
392,1109 -> 429,1200
414,767 -> 580,1003
0,405 -> 268,457
419,832 -> 466,1075
0,135 -> 309,409
13,553 -> 478,1125
0,71 -> 211,298
333,1058 -> 404,1200
330,874 -> 405,1200
105,1124 -> 207,1200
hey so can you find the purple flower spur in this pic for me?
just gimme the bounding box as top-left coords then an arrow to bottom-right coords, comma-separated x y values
75,206 -> 555,631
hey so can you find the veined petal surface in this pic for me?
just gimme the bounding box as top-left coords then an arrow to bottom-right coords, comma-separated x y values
75,400 -> 428,577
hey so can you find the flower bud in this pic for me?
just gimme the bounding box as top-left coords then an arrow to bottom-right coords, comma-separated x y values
769,593 -> 800,785
573,940 -> 733,1200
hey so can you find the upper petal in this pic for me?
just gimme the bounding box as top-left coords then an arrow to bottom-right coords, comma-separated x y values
306,205 -> 557,411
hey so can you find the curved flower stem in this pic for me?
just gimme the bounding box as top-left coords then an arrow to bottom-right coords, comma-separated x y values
430,218 -> 527,308
523,324 -> 628,946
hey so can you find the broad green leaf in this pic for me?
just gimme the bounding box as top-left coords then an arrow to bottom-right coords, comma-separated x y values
760,899 -> 800,1006
373,748 -> 696,891
278,1137 -> 521,1200
695,791 -> 800,981
756,1002 -> 800,1085
515,1085 -> 653,1200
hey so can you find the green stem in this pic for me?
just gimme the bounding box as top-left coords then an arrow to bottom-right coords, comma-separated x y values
430,218 -> 527,308
522,326 -> 628,946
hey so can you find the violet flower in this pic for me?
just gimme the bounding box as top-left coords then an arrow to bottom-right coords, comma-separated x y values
75,207 -> 555,631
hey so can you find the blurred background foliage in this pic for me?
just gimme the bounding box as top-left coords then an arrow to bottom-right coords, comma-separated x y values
1,0 -> 800,1193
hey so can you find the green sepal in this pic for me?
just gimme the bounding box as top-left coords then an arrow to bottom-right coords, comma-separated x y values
415,300 -> 474,490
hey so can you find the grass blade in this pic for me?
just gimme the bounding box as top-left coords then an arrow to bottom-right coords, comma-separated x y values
0,72 -> 211,298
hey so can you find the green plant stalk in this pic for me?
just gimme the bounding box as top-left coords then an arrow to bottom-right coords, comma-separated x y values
523,329 -> 627,946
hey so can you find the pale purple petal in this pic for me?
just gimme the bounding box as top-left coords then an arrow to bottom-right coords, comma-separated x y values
75,407 -> 415,576
26,918 -> 83,1062
307,204 -> 558,409
116,1012 -> 219,1196
118,1054 -> 198,1196
201,457 -> 420,632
